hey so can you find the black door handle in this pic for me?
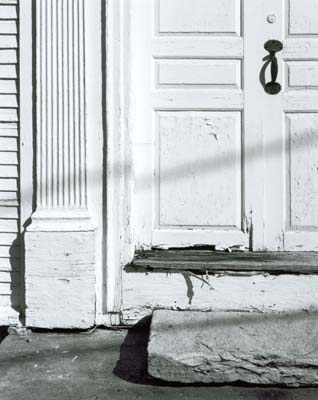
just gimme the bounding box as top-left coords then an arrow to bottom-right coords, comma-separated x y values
264,40 -> 283,95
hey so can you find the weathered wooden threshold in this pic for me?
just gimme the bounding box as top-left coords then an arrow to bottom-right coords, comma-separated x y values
127,249 -> 318,275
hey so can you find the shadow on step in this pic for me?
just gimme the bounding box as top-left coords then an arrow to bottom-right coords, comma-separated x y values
113,315 -> 219,387
113,316 -> 152,385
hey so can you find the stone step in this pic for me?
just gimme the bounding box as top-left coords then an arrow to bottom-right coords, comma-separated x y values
148,310 -> 318,387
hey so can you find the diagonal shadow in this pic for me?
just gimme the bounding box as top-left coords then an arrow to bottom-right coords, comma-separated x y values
7,122 -> 318,321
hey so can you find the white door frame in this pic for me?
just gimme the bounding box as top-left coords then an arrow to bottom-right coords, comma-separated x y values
102,0 -> 134,323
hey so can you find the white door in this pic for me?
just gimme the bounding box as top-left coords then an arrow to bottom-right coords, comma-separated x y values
130,0 -> 318,252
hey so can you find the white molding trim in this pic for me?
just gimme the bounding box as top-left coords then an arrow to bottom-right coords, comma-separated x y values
95,312 -> 121,327
105,0 -> 133,316
19,0 -> 33,230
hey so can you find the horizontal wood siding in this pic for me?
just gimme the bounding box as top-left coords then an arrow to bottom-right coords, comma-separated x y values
0,0 -> 20,315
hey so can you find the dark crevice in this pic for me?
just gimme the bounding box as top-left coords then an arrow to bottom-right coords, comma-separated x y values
0,327 -> 8,344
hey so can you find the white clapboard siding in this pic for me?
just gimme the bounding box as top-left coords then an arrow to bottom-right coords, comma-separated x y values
0,165 -> 18,177
0,218 -> 18,232
0,94 -> 17,107
0,206 -> 18,218
0,80 -> 17,94
0,151 -> 18,164
0,0 -> 20,323
0,5 -> 17,19
0,109 -> 17,121
0,232 -> 18,244
0,244 -> 19,258
0,136 -> 17,150
0,270 -> 19,283
0,178 -> 17,191
0,65 -> 16,78
0,282 -> 13,295
0,36 -> 17,48
0,294 -> 20,310
0,21 -> 17,35
0,255 -> 19,270
0,122 -> 17,135
0,49 -> 16,63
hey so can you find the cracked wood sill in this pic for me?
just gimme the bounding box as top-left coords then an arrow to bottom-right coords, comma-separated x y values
128,250 -> 318,275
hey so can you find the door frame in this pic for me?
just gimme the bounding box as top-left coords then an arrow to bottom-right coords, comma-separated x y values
103,0 -> 133,323
106,0 -> 318,325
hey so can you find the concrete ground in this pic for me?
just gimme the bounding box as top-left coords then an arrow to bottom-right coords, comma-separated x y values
1,318 -> 318,400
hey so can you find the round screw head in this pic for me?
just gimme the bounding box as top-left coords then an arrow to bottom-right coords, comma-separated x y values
267,14 -> 277,24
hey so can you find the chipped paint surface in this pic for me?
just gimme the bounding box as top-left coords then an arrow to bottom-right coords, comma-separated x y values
25,231 -> 95,329
122,271 -> 318,324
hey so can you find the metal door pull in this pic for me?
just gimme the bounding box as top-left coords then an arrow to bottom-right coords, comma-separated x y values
264,39 -> 283,95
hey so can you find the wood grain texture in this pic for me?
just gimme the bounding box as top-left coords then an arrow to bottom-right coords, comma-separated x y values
130,249 -> 318,273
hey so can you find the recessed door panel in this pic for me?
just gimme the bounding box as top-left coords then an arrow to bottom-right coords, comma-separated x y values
158,0 -> 240,35
156,111 -> 241,228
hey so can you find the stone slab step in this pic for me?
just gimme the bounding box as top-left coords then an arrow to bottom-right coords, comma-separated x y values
148,310 -> 318,387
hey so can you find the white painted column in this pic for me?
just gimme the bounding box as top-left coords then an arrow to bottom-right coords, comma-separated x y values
25,0 -> 96,328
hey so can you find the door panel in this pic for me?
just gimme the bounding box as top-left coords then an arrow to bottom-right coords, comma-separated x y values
156,111 -> 241,227
288,0 -> 318,35
156,59 -> 241,88
158,0 -> 240,35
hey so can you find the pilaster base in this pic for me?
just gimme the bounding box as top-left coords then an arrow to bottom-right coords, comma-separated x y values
25,214 -> 95,329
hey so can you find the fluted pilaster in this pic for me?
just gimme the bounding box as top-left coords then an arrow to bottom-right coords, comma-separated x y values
36,0 -> 87,210
25,0 -> 96,328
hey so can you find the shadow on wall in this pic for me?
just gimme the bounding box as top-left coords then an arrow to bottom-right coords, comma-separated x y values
8,123 -> 318,325
6,5 -> 318,328
9,232 -> 27,326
